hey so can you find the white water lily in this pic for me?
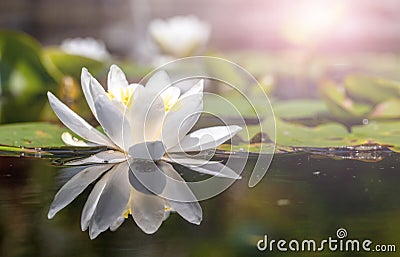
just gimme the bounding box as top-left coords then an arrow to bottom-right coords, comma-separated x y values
60,37 -> 110,61
149,15 -> 210,57
47,65 -> 242,237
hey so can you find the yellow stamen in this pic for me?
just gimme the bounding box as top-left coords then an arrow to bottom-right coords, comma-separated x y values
123,208 -> 132,218
162,94 -> 177,111
107,87 -> 135,108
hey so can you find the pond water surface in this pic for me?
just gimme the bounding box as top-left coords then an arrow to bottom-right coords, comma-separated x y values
0,152 -> 399,257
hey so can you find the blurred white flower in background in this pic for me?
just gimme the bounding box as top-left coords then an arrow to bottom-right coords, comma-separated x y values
61,37 -> 110,60
149,15 -> 211,58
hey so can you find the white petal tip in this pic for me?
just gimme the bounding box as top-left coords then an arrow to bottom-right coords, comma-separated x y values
141,226 -> 160,234
47,211 -> 55,219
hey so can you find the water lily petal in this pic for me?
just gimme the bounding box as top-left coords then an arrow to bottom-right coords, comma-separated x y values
107,64 -> 129,101
168,125 -> 242,152
64,150 -> 127,166
145,70 -> 171,92
129,87 -> 165,144
180,79 -> 204,98
130,189 -> 165,234
81,68 -> 104,120
128,141 -> 165,161
184,162 -> 241,179
89,163 -> 131,239
61,132 -> 99,147
159,162 -> 202,224
161,86 -> 181,111
48,164 -> 112,219
47,92 -> 115,147
162,93 -> 203,150
92,94 -> 133,150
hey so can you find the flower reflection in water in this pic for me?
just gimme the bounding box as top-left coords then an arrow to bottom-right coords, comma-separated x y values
48,160 -> 205,239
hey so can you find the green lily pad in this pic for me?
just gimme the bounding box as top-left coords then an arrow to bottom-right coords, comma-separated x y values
272,119 -> 355,147
272,99 -> 329,119
319,80 -> 372,120
370,99 -> 400,119
43,47 -> 105,81
344,75 -> 400,105
0,122 -> 67,147
350,121 -> 400,148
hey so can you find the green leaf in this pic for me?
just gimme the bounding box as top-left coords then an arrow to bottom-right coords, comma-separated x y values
272,119 -> 354,147
43,47 -> 105,81
370,99 -> 400,119
0,122 -> 67,147
0,30 -> 57,122
319,80 -> 372,120
350,121 -> 400,147
272,99 -> 329,119
344,75 -> 400,105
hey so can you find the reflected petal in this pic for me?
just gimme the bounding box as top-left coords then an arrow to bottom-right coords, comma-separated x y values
130,189 -> 165,234
129,160 -> 167,195
48,164 -> 112,219
81,169 -> 111,231
88,162 -> 131,239
159,162 -> 202,224
110,215 -> 125,232
184,162 -> 241,179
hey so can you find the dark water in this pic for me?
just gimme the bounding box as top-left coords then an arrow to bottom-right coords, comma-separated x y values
0,152 -> 399,257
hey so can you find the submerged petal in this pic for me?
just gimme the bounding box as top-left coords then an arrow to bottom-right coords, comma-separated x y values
168,125 -> 242,153
61,132 -> 99,147
48,164 -> 112,219
47,92 -> 115,147
64,150 -> 127,166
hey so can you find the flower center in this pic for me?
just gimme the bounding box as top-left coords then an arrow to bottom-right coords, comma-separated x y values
162,94 -> 178,111
107,87 -> 136,107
